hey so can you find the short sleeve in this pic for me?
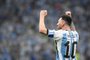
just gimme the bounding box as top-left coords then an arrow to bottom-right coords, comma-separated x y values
48,29 -> 55,38
48,29 -> 63,41
54,30 -> 63,40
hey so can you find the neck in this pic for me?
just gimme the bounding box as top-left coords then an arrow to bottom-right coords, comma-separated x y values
62,25 -> 71,31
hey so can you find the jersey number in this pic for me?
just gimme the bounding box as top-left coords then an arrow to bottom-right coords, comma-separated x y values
64,41 -> 77,58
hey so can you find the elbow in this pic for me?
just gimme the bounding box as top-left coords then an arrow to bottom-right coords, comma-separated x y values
39,29 -> 44,33
39,28 -> 47,34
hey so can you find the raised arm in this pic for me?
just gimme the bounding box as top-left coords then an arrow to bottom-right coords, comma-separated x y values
39,10 -> 47,34
65,11 -> 76,31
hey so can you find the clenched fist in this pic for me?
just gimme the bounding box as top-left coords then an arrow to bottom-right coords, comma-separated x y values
40,10 -> 47,17
65,11 -> 72,17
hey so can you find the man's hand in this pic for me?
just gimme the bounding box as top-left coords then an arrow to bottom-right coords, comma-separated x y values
65,11 -> 72,17
40,10 -> 47,17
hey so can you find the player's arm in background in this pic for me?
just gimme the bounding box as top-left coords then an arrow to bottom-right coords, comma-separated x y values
39,10 -> 47,34
65,11 -> 76,31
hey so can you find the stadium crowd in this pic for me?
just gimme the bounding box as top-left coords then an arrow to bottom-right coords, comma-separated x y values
0,0 -> 90,60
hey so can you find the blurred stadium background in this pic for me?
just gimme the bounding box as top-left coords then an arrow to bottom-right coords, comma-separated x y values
0,0 -> 90,60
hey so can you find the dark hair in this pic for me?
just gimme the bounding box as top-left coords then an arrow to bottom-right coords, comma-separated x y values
61,15 -> 72,26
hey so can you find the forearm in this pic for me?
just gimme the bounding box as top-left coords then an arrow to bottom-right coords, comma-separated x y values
39,15 -> 47,34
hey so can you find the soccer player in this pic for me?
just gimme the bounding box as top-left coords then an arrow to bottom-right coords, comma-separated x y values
39,10 -> 79,60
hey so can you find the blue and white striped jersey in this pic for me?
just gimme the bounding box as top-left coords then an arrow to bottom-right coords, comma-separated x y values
48,29 -> 79,60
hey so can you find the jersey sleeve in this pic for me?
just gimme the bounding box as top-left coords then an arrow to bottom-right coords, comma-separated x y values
47,29 -> 55,38
48,29 -> 63,40
54,30 -> 63,40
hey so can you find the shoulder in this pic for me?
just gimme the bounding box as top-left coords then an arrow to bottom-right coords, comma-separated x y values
54,29 -> 65,34
54,29 -> 66,37
53,30 -> 65,40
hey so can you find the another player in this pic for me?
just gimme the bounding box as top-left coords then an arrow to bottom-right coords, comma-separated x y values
65,11 -> 76,31
39,10 -> 79,60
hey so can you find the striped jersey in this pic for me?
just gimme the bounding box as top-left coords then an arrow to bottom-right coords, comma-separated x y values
48,29 -> 79,60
